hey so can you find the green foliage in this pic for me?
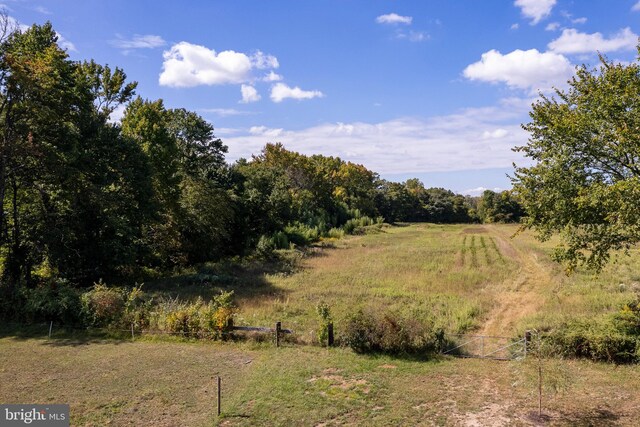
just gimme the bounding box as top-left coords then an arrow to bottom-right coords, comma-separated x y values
20,280 -> 82,324
255,235 -> 277,259
326,227 -> 345,239
80,282 -> 149,329
512,48 -> 640,272
477,190 -> 525,223
341,309 -> 445,355
316,301 -> 332,346
155,291 -> 236,339
375,179 -> 474,223
544,300 -> 640,363
343,216 -> 373,234
285,223 -> 320,245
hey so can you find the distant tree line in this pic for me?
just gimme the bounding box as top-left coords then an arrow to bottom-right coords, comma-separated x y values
0,21 -> 524,310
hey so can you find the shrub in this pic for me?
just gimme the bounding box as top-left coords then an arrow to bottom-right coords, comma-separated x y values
325,227 -> 344,239
21,279 -> 82,325
157,291 -> 236,339
81,282 -> 150,329
343,216 -> 377,235
255,235 -> 276,259
316,301 -> 332,346
81,282 -> 125,327
342,309 -> 444,355
272,231 -> 290,250
284,223 -> 320,246
546,318 -> 639,363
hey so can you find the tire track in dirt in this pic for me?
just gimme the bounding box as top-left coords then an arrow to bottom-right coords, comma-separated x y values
478,225 -> 552,337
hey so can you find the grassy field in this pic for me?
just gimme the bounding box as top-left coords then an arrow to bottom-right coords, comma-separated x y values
2,223 -> 640,425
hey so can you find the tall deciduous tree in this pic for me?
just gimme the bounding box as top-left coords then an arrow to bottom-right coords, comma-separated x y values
512,48 -> 640,272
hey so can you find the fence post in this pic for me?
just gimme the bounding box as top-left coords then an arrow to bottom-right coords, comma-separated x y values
275,321 -> 281,347
131,323 -> 135,339
524,330 -> 531,357
481,336 -> 485,357
216,376 -> 221,416
48,321 -> 53,339
327,322 -> 334,347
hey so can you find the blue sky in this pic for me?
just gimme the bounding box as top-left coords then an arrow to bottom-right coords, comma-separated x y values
6,0 -> 640,195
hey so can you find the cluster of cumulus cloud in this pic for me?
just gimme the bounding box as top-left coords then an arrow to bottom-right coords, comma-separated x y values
465,0 -> 639,94
158,42 -> 322,104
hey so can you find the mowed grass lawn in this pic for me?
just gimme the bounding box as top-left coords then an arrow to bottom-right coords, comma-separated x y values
2,337 -> 639,426
2,224 -> 640,425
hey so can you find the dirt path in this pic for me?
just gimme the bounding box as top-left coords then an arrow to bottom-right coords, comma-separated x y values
478,225 -> 552,337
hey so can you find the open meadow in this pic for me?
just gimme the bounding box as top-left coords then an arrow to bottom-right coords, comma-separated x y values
2,223 -> 640,426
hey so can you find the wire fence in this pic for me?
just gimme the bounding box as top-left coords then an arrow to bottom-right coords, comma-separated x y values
442,332 -> 531,360
2,320 -> 294,344
5,321 -> 531,360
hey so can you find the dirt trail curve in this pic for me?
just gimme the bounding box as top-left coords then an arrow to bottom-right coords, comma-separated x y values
478,225 -> 553,337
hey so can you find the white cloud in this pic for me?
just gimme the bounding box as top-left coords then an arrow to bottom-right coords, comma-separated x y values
462,187 -> 505,197
107,103 -> 127,124
463,48 -> 574,93
270,83 -> 324,103
251,50 -> 279,69
240,84 -> 261,103
110,34 -> 166,49
510,23 -> 519,30
223,98 -> 532,174
376,13 -> 412,25
571,17 -> 587,24
159,42 -> 278,87
56,33 -> 76,52
200,108 -> 255,117
548,28 -> 638,54
514,0 -> 556,24
215,127 -> 242,136
33,6 -> 51,15
482,129 -> 509,139
632,1 -> 640,11
263,71 -> 283,82
396,30 -> 428,42
249,126 -> 283,137
545,22 -> 560,31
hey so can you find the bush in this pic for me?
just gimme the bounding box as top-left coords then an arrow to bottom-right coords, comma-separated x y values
156,291 -> 236,339
343,216 -> 378,235
316,301 -> 332,346
81,282 -> 150,329
21,279 -> 82,325
284,223 -> 320,246
255,235 -> 276,259
272,231 -> 290,250
546,318 -> 639,363
341,309 -> 445,355
325,227 -> 344,239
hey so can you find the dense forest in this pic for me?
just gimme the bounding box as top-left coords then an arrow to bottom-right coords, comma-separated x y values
0,22 -> 524,320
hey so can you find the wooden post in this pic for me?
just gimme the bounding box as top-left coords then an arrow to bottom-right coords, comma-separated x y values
327,322 -> 334,347
275,321 -> 281,347
48,321 -> 53,339
216,376 -> 221,416
524,330 -> 531,358
131,323 -> 135,339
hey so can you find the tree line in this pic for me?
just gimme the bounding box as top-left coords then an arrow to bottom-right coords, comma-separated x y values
0,22 -> 523,304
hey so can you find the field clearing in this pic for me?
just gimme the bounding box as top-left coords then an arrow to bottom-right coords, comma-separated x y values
230,223 -> 640,341
2,223 -> 640,425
